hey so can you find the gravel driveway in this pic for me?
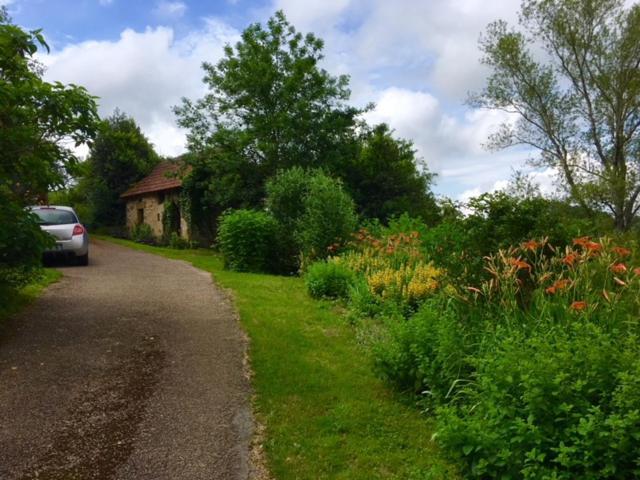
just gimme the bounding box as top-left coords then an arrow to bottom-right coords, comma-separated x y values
0,239 -> 253,480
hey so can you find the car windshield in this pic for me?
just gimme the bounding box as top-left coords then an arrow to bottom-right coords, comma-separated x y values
32,208 -> 78,226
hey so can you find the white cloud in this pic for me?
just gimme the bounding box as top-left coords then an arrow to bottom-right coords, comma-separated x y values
362,86 -> 523,192
40,20 -> 239,157
272,0 -> 351,31
271,0 -> 520,99
458,167 -> 560,203
152,1 -> 188,19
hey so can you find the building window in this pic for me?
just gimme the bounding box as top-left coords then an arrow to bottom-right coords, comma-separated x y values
158,192 -> 165,204
137,208 -> 144,225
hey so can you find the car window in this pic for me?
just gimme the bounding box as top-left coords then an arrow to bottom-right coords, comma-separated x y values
32,208 -> 78,225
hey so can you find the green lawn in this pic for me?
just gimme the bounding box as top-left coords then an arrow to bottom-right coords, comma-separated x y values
0,269 -> 62,325
98,236 -> 458,479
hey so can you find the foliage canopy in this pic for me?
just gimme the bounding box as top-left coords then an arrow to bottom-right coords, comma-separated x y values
84,110 -> 160,226
0,9 -> 97,292
476,0 -> 640,230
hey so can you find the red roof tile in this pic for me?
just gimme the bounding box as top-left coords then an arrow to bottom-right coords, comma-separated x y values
120,161 -> 187,198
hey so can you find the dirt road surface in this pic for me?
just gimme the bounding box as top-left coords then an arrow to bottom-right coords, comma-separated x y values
0,239 -> 253,480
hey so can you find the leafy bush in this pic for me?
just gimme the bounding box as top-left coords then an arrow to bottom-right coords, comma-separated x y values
421,193 -> 602,285
130,223 -> 155,244
437,323 -> 640,479
372,299 -> 474,407
265,167 -> 309,272
422,219 -> 481,285
0,197 -> 51,295
305,261 -> 355,299
266,168 -> 358,269
168,232 -> 192,250
266,166 -> 309,232
370,236 -> 640,479
296,173 -> 358,263
347,277 -> 383,318
216,209 -> 278,272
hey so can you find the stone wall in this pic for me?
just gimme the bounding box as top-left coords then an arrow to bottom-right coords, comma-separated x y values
125,190 -> 189,240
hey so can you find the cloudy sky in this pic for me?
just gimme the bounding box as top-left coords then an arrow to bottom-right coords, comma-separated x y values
4,0 -> 553,199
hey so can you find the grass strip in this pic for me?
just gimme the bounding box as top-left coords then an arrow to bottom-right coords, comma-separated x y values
97,236 -> 458,479
0,269 -> 63,324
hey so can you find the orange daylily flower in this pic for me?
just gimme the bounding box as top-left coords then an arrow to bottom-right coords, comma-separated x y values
545,278 -> 571,295
612,246 -> 632,258
570,300 -> 588,311
573,236 -> 591,247
522,240 -> 540,252
611,263 -> 627,274
561,252 -> 579,266
585,241 -> 602,253
634,267 -> 640,276
508,258 -> 532,271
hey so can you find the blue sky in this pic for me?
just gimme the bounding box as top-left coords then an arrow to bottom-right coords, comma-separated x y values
3,0 -> 555,199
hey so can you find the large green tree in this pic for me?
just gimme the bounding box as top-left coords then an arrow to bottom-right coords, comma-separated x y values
0,7 -> 98,204
0,8 -> 98,291
475,0 -> 640,230
175,10 -> 360,172
176,11 -> 439,234
174,11 -> 361,234
84,110 -> 159,226
342,124 -> 439,224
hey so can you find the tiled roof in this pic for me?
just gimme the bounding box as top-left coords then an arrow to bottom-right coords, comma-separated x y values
120,161 -> 186,198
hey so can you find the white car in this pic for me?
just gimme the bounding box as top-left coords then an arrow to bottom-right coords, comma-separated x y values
30,205 -> 89,266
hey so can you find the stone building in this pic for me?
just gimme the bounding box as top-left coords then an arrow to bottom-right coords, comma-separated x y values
120,161 -> 190,240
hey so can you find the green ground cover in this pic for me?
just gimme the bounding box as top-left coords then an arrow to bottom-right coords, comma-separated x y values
0,269 -> 62,325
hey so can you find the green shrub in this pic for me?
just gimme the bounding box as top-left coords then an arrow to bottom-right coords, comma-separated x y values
266,166 -> 309,232
347,277 -> 382,318
422,219 -> 479,284
372,299 -> 474,407
296,173 -> 357,263
130,223 -> 155,244
266,168 -> 358,269
265,167 -> 309,272
305,261 -> 355,299
168,232 -> 191,250
371,238 -> 640,478
216,209 -> 278,273
421,192 -> 603,285
0,195 -> 51,295
437,322 -> 640,479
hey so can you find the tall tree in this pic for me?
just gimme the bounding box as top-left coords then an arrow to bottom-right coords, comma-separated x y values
176,10 -> 360,171
342,124 -> 439,224
0,7 -> 98,204
0,8 -> 98,291
84,110 -> 159,226
174,11 -> 362,233
475,0 -> 640,230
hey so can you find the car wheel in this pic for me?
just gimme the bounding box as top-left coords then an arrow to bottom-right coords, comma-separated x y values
77,253 -> 89,266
